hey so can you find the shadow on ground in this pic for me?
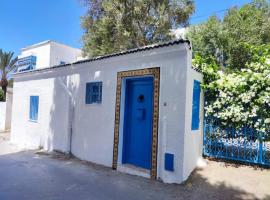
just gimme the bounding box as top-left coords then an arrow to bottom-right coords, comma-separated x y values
206,156 -> 270,171
0,150 -> 268,200
184,169 -> 262,200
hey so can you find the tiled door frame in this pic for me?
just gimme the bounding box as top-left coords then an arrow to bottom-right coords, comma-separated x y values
112,67 -> 160,179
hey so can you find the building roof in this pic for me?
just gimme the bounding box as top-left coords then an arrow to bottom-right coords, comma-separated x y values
21,40 -> 51,51
15,39 -> 190,75
21,40 -> 81,52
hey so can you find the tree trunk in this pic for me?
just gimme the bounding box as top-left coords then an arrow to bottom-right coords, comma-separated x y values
0,78 -> 8,101
1,85 -> 7,101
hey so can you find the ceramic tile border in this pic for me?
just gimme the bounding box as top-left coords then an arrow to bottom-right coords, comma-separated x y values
112,67 -> 160,179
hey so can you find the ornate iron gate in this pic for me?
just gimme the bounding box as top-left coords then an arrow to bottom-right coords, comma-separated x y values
203,118 -> 270,166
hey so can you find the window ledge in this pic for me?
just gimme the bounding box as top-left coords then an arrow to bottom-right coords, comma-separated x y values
29,119 -> 38,123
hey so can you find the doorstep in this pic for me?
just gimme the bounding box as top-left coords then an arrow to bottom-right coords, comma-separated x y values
117,164 -> 150,178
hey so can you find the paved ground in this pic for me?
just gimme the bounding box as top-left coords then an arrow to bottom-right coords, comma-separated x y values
0,131 -> 23,155
0,132 -> 269,200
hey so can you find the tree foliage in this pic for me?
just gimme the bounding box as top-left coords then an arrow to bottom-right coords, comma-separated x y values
0,89 -> 4,102
81,0 -> 195,57
0,50 -> 17,100
187,0 -> 270,70
193,44 -> 270,138
189,0 -> 270,138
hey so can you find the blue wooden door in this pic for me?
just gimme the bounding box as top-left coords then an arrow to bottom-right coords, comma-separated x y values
122,77 -> 154,169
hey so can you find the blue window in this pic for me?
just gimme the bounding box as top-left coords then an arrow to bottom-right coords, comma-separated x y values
191,80 -> 201,130
85,82 -> 102,104
29,96 -> 39,121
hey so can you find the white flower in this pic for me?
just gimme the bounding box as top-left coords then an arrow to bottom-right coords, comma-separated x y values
255,122 -> 259,128
265,118 -> 270,124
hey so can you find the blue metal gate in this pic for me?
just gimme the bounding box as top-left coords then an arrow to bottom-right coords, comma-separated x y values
203,117 -> 270,166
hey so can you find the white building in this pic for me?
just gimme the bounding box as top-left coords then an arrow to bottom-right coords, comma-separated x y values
10,40 -> 203,184
0,88 -> 13,131
171,27 -> 188,39
16,40 -> 82,72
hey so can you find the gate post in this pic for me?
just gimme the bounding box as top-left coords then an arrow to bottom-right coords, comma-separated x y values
259,141 -> 263,164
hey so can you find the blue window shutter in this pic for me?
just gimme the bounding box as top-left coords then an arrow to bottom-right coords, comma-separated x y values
30,96 -> 39,121
191,80 -> 201,130
92,83 -> 99,103
85,82 -> 102,104
85,83 -> 92,104
97,82 -> 102,103
29,97 -> 33,120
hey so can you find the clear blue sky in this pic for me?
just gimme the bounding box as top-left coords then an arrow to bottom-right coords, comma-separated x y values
190,0 -> 252,24
0,0 -> 252,56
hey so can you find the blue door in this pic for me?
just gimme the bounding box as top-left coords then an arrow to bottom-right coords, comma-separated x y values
122,77 -> 154,169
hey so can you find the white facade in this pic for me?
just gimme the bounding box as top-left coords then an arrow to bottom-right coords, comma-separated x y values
0,102 -> 6,131
11,41 -> 203,183
0,88 -> 13,131
4,89 -> 13,130
18,40 -> 82,70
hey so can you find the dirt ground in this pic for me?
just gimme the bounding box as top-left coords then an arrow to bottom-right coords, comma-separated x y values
0,132 -> 269,200
186,160 -> 270,200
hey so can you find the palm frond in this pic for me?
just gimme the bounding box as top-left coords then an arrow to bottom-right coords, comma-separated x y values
0,50 -> 16,80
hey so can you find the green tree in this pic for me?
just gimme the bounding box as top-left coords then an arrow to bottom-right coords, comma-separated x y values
81,0 -> 195,57
187,0 -> 270,69
0,89 -> 4,102
0,50 -> 17,100
193,44 -> 270,138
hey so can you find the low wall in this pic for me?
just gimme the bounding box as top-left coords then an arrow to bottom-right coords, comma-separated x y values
0,102 -> 6,131
5,89 -> 13,130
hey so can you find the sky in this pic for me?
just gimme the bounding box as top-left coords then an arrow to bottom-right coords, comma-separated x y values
190,0 -> 252,24
0,0 -> 252,56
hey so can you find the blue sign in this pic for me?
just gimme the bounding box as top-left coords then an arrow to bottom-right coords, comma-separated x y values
16,56 -> 37,72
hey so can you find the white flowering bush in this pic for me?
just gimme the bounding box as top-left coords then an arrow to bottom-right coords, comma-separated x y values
193,44 -> 270,140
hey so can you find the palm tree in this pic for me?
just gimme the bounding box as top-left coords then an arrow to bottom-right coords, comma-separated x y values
0,49 -> 17,100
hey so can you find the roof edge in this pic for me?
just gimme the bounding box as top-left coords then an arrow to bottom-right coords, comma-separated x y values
21,40 -> 82,52
21,40 -> 51,51
15,39 -> 190,76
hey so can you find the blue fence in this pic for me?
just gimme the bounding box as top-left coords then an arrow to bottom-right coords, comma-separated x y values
203,118 -> 270,167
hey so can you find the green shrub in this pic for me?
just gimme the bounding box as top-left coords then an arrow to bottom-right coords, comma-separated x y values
0,89 -> 4,101
193,44 -> 270,138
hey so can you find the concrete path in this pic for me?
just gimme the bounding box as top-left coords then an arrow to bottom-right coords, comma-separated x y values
0,133 -> 269,200
0,131 -> 23,155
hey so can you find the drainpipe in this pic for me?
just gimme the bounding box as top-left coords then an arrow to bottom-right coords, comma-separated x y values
68,98 -> 74,155
66,74 -> 75,155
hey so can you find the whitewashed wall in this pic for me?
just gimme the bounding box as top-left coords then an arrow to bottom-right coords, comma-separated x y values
49,42 -> 82,66
5,89 -> 13,130
11,75 -> 71,151
19,43 -> 51,69
182,49 -> 204,181
18,41 -> 82,70
0,102 -> 6,131
11,43 -> 203,183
